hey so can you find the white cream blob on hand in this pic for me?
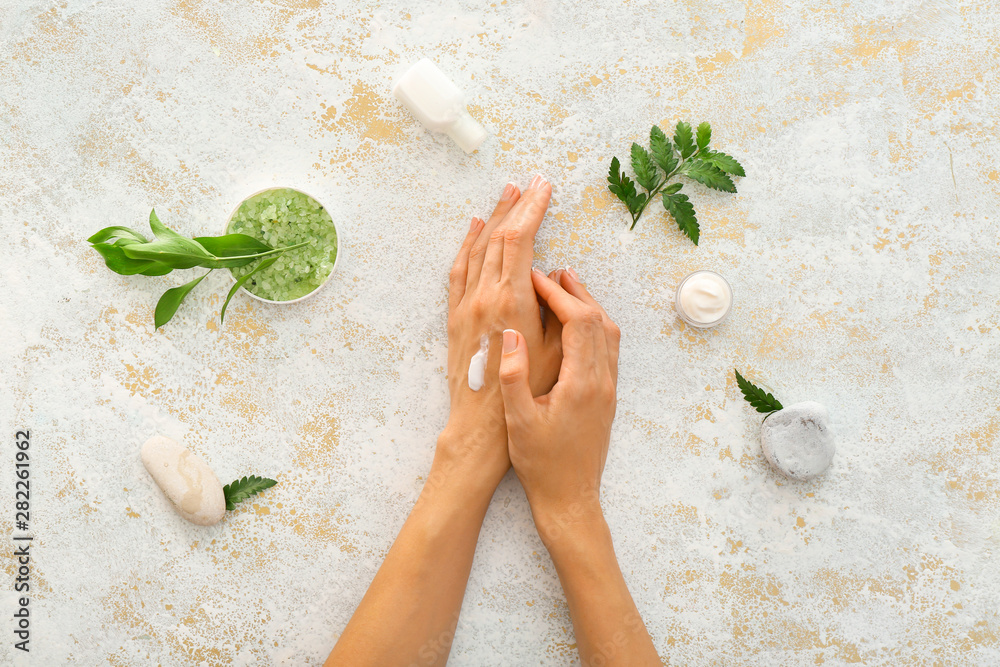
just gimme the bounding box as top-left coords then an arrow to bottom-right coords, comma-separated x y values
141,436 -> 226,526
392,58 -> 488,153
675,270 -> 733,328
467,335 -> 489,391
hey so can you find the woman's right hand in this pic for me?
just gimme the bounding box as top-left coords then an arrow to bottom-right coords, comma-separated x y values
496,268 -> 621,541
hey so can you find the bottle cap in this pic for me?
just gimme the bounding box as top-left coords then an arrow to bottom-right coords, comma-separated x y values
446,111 -> 488,153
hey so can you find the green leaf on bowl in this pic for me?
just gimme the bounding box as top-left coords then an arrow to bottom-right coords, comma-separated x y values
220,257 -> 278,323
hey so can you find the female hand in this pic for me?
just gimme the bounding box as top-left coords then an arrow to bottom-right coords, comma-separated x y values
497,271 -> 658,667
438,176 -> 563,487
496,268 -> 621,537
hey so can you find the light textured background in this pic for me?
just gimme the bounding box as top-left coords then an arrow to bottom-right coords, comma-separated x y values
2,0 -> 999,664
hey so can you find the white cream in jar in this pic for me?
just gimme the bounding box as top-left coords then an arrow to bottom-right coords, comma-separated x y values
674,270 -> 733,328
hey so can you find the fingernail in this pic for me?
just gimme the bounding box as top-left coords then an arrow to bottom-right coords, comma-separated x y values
531,265 -> 543,275
469,217 -> 479,232
503,329 -> 519,353
528,174 -> 547,190
501,182 -> 516,201
565,265 -> 579,281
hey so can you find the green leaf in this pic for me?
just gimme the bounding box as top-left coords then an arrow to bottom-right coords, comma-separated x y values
607,123 -> 744,240
223,475 -> 277,511
696,122 -> 712,151
684,161 -> 737,193
91,243 -> 152,275
627,191 -> 647,219
630,142 -> 659,192
121,237 -> 215,269
91,243 -> 172,276
87,226 -> 149,245
674,121 -> 695,159
154,271 -> 210,329
220,257 -> 277,323
700,150 -> 746,177
663,192 -> 699,245
607,157 -> 627,199
734,369 -> 784,415
148,209 -> 189,242
194,234 -> 272,258
607,156 -> 639,215
193,234 -> 274,268
138,262 -> 175,277
648,125 -> 676,176
122,209 -> 216,269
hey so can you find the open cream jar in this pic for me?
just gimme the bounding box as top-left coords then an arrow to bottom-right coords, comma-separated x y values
674,270 -> 734,329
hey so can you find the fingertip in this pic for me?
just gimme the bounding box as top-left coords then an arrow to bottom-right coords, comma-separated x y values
501,182 -> 520,202
526,173 -> 551,191
502,328 -> 520,354
531,266 -> 553,287
558,270 -> 573,290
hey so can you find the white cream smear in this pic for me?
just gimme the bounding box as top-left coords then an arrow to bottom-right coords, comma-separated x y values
467,335 -> 489,391
679,272 -> 732,323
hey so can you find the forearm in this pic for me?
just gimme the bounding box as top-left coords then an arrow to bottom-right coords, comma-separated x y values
538,512 -> 660,667
325,444 -> 502,667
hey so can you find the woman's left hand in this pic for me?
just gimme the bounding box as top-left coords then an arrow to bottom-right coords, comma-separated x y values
438,175 -> 563,487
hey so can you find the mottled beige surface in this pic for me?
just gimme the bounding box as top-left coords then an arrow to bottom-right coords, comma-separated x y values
2,0 -> 999,665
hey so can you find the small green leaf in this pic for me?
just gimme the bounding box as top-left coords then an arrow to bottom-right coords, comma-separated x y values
684,161 -> 736,193
111,237 -> 145,248
154,272 -> 210,329
663,192 -> 699,245
121,237 -> 215,269
734,369 -> 784,415
663,182 -> 683,195
696,122 -> 712,151
91,243 -> 171,276
123,210 -> 217,268
220,257 -> 277,323
194,234 -> 273,260
626,191 -> 647,219
148,209 -> 188,242
137,262 -> 175,277
630,142 -> 659,192
223,475 -> 277,511
607,157 -> 627,199
87,226 -> 149,245
674,121 -> 695,159
700,150 -> 746,177
649,125 -> 678,176
607,156 -> 639,215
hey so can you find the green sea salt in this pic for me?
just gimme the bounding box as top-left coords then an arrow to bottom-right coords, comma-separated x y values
226,188 -> 338,301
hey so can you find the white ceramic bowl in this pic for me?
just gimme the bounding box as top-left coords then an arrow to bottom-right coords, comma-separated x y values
223,187 -> 340,304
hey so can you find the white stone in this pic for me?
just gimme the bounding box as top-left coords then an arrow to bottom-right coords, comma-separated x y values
760,402 -> 836,481
141,436 -> 226,526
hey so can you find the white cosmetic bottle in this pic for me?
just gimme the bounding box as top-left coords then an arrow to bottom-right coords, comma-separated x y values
392,58 -> 488,153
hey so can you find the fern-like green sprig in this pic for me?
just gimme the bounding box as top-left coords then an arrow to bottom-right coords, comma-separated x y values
734,369 -> 784,416
223,475 -> 278,511
607,122 -> 745,244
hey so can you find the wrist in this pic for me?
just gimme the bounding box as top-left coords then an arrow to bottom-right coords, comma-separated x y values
432,426 -> 508,492
530,494 -> 607,552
